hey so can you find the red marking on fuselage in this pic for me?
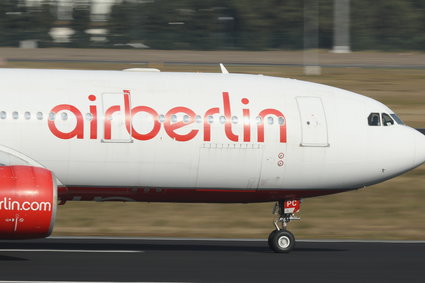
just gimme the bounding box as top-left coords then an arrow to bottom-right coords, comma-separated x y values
89,95 -> 98,140
58,186 -> 351,203
48,105 -> 84,139
203,107 -> 220,141
165,107 -> 199,141
222,92 -> 238,142
49,90 -> 287,143
242,98 -> 251,142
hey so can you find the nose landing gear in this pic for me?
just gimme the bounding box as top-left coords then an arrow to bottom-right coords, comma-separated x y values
268,200 -> 301,253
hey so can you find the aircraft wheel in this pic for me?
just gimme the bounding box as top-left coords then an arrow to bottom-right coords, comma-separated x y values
270,230 -> 295,253
268,230 -> 278,248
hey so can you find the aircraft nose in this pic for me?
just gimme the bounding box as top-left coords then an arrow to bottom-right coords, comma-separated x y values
414,129 -> 425,166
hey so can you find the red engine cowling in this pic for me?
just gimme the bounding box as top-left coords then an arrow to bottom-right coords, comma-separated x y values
0,166 -> 57,239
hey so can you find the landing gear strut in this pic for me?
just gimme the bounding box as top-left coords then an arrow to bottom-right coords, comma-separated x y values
268,200 -> 301,253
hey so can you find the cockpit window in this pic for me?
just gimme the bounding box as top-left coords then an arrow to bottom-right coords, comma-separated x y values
382,113 -> 395,126
390,114 -> 405,125
368,113 -> 381,126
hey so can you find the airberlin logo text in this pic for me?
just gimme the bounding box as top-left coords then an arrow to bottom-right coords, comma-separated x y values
0,198 -> 52,212
48,91 -> 287,143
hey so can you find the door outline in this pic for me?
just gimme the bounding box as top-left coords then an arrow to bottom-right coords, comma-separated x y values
101,91 -> 134,143
296,96 -> 329,147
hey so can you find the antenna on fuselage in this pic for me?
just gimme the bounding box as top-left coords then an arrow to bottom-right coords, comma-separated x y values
220,63 -> 229,74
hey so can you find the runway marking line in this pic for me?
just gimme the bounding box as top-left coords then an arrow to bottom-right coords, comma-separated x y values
0,282 -> 184,283
0,249 -> 142,253
49,236 -> 425,244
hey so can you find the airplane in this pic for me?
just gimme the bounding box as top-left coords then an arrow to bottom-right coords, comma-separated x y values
0,67 -> 424,253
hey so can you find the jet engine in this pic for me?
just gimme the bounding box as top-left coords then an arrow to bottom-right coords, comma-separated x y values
0,166 -> 57,239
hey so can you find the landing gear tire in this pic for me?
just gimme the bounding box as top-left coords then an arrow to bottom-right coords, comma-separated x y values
268,230 -> 277,247
269,230 -> 295,253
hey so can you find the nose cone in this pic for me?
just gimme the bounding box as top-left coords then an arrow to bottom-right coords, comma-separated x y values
415,130 -> 425,166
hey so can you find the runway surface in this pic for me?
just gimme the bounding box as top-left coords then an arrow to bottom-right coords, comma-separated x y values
0,237 -> 424,283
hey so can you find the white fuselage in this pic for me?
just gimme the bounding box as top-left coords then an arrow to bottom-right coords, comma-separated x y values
0,69 -> 424,201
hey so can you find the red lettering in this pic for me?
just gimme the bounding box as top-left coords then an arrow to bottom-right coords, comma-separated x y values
123,90 -> 131,134
222,92 -> 238,142
103,105 -> 120,140
203,107 -> 219,141
49,90 -> 287,144
241,98 -> 250,142
257,109 -> 287,143
131,106 -> 161,140
89,95 -> 97,139
164,107 -> 199,142
48,105 -> 84,139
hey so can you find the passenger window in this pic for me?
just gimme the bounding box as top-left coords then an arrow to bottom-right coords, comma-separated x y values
12,111 -> 19,120
267,117 -> 274,125
36,112 -> 43,120
24,112 -> 31,120
61,112 -> 68,121
278,117 -> 285,125
0,111 -> 6,119
368,113 -> 380,126
382,113 -> 394,126
49,112 -> 56,121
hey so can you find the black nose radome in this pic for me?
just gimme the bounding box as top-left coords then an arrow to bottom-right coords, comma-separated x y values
416,129 -> 425,135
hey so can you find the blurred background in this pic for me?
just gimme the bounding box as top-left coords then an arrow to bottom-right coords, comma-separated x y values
0,0 -> 424,51
0,0 -> 424,240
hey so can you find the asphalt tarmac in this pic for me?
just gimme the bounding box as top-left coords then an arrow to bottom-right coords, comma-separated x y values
0,237 -> 424,283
